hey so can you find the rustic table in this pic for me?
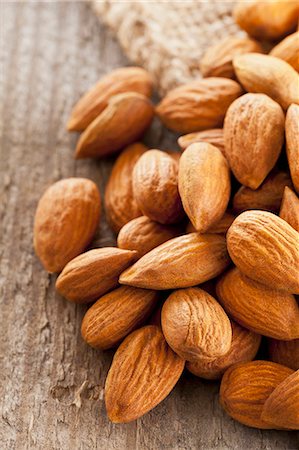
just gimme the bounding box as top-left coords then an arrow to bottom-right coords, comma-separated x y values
0,2 -> 298,449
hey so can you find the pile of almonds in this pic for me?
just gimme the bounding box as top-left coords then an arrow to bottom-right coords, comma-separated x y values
34,1 -> 299,428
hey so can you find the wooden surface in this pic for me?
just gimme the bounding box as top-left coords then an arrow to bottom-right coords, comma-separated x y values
0,2 -> 298,449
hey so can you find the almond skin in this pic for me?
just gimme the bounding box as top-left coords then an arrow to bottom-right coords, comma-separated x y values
117,216 -> 182,258
34,178 -> 100,273
75,92 -> 154,159
200,36 -> 263,79
268,338 -> 299,371
178,143 -> 230,232
280,186 -> 299,232
161,288 -> 232,362
67,66 -> 153,131
178,128 -> 225,155
216,267 -> 299,340
81,286 -> 158,349
233,53 -> 299,110
220,361 -> 294,429
105,325 -> 185,423
187,321 -> 261,380
286,104 -> 299,193
261,370 -> 299,430
233,171 -> 293,213
227,210 -> 299,293
156,77 -> 243,133
55,248 -> 136,303
119,233 -> 230,290
132,150 -> 184,224
104,142 -> 147,233
270,31 -> 299,72
224,93 -> 285,189
186,212 -> 235,235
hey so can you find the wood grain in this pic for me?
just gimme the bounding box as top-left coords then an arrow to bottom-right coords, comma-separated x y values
0,2 -> 298,449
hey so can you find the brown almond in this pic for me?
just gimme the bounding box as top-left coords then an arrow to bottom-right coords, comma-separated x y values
119,233 -> 230,290
75,92 -> 154,159
178,128 -> 225,155
81,286 -> 158,349
105,325 -> 185,423
227,210 -> 299,293
216,267 -> 299,340
286,103 -> 299,193
270,31 -> 299,72
186,211 -> 235,235
156,77 -> 243,133
178,143 -> 231,232
161,288 -> 232,362
55,248 -> 136,303
268,338 -> 299,371
34,178 -> 100,273
187,321 -> 261,380
224,93 -> 285,189
280,186 -> 299,232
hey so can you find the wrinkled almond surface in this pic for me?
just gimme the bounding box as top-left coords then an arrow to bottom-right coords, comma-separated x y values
178,128 -> 225,155
270,31 -> 299,72
279,186 -> 299,232
286,103 -> 299,192
268,338 -> 299,371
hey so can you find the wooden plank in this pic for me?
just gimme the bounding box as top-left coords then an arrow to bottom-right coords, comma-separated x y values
0,2 -> 298,449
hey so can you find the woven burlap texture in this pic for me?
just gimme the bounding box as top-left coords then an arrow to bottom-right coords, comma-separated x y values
92,1 -> 244,95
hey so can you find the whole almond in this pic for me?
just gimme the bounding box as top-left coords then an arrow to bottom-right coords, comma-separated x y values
224,93 -> 285,189
81,286 -> 158,349
117,216 -> 182,258
261,370 -> 299,430
216,267 -> 299,340
268,338 -> 299,371
270,31 -> 299,72
233,0 -> 299,40
55,248 -> 136,303
104,142 -> 147,233
105,325 -> 185,423
34,178 -> 100,273
279,186 -> 299,232
119,233 -> 230,290
67,66 -> 153,131
233,171 -> 293,213
200,36 -> 263,79
178,128 -> 225,155
186,211 -> 235,235
75,92 -> 154,159
286,103 -> 299,193
233,53 -> 299,110
179,143 -> 231,232
132,150 -> 184,224
220,361 -> 294,429
227,210 -> 299,293
187,321 -> 261,380
156,77 -> 243,133
161,288 -> 232,362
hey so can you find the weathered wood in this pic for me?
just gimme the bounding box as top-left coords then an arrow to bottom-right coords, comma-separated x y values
0,2 -> 298,449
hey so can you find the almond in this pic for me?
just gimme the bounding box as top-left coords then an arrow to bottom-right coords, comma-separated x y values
216,267 -> 299,340
34,178 -> 100,273
220,361 -> 294,429
119,233 -> 230,290
132,150 -> 184,224
81,286 -> 158,349
286,103 -> 299,193
161,287 -> 232,362
117,216 -> 182,258
187,321 -> 261,380
67,66 -> 153,131
233,171 -> 293,213
200,36 -> 263,79
268,338 -> 299,371
233,53 -> 299,110
186,212 -> 235,235
178,143 -> 231,232
227,210 -> 299,293
75,92 -> 154,159
55,248 -> 136,303
105,325 -> 185,423
280,186 -> 299,232
233,0 -> 299,40
270,31 -> 299,72
104,142 -> 147,233
261,370 -> 299,430
224,93 -> 285,189
156,77 -> 243,133
178,128 -> 225,155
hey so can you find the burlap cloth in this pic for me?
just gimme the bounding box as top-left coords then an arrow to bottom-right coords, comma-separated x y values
91,1 -> 244,95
